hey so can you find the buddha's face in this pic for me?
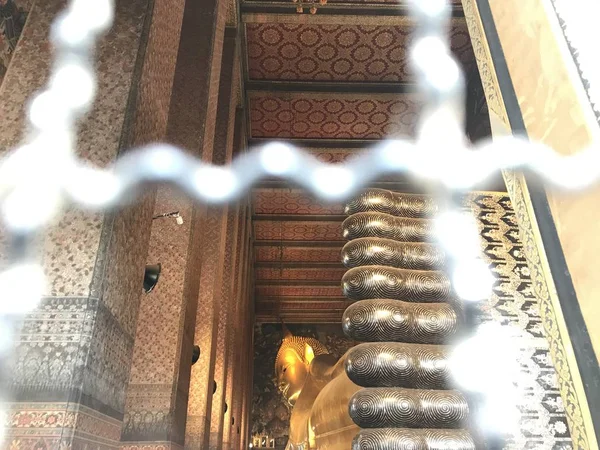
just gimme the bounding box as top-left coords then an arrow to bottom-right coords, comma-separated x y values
275,332 -> 329,407
276,346 -> 309,406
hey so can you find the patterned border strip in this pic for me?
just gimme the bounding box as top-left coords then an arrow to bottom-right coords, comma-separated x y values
121,442 -> 183,450
460,0 -> 595,448
461,0 -> 507,128
504,172 -> 595,450
5,402 -> 122,446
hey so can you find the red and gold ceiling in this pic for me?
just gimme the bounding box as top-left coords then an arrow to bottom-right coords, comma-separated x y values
241,0 -> 497,323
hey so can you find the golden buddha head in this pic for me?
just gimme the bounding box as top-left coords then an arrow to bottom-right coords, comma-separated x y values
275,325 -> 328,406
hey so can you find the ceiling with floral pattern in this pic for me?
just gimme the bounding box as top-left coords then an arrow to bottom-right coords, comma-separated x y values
241,0 -> 497,323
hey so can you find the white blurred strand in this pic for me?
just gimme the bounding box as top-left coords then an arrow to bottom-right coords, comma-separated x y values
3,136 -> 600,218
0,264 -> 46,315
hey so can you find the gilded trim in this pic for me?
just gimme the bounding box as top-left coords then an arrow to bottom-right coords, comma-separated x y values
504,172 -> 596,450
461,0 -> 508,128
461,1 -> 597,448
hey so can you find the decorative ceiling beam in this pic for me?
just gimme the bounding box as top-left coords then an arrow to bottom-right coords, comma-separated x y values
256,310 -> 347,318
255,315 -> 344,324
253,179 -> 421,190
256,303 -> 348,311
256,319 -> 344,323
257,311 -> 346,316
256,267 -> 346,277
252,214 -> 346,222
248,138 -> 379,149
246,80 -> 418,94
255,262 -> 343,268
254,240 -> 343,247
256,296 -> 346,302
255,279 -> 340,286
241,4 -> 464,19
250,174 -> 506,192
256,311 -> 345,316
242,12 -> 465,27
255,248 -> 342,263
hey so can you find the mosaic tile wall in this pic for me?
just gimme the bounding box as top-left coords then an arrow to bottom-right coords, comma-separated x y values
250,193 -> 574,450
465,192 -> 573,449
122,190 -> 193,444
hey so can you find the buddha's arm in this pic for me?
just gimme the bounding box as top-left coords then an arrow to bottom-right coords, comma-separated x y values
325,349 -> 349,379
288,372 -> 332,449
309,365 -> 361,450
307,350 -> 349,381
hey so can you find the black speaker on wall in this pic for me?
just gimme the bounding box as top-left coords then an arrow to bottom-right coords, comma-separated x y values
143,264 -> 161,293
192,345 -> 200,365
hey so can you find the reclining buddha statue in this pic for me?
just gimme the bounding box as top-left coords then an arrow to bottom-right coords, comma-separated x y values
275,188 -> 478,450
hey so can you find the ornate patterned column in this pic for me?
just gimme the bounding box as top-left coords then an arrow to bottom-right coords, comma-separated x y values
238,215 -> 253,450
240,281 -> 254,450
224,224 -> 251,450
0,0 -> 185,448
221,218 -> 242,450
118,0 -> 230,447
220,207 -> 252,450
184,26 -> 239,450
184,205 -> 229,449
208,204 -> 241,450
205,29 -> 241,450
121,4 -> 232,449
220,111 -> 249,450
223,205 -> 253,449
239,271 -> 255,450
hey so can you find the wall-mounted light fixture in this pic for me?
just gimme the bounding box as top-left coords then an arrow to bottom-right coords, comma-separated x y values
143,264 -> 161,293
192,345 -> 200,365
153,211 -> 183,225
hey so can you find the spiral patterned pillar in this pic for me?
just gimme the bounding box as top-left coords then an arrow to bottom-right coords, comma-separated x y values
341,189 -> 476,450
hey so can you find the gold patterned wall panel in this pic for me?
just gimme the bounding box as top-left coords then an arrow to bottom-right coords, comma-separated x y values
461,0 -> 597,447
486,0 -> 600,368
